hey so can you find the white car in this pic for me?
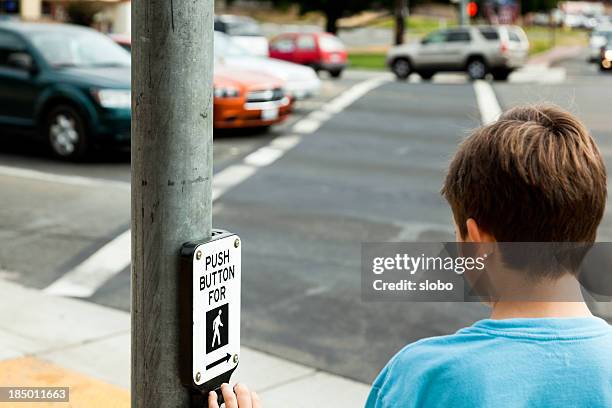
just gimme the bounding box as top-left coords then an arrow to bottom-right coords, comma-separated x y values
387,26 -> 529,81
214,31 -> 321,100
589,26 -> 612,62
214,15 -> 269,57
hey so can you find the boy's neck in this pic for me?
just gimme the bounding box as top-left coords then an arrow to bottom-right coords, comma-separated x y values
489,273 -> 592,319
490,301 -> 593,320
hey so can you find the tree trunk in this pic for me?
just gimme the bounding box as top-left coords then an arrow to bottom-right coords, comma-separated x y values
394,0 -> 408,45
325,8 -> 341,34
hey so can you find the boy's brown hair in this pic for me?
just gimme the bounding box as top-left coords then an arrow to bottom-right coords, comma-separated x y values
442,104 -> 607,243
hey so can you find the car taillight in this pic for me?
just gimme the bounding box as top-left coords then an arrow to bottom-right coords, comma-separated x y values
500,41 -> 508,54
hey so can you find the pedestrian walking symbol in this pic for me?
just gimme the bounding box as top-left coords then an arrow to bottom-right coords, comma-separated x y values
206,303 -> 229,353
212,310 -> 223,347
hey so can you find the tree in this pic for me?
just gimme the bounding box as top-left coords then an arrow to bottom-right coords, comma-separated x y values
394,0 -> 408,45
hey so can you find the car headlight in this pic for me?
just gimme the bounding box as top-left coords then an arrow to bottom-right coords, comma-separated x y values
605,50 -> 612,61
214,87 -> 240,98
92,89 -> 131,109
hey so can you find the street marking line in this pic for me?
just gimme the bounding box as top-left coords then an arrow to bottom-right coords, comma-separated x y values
211,164 -> 258,201
244,146 -> 286,167
292,117 -> 323,134
473,80 -> 502,125
43,75 -> 390,298
270,134 -> 302,150
0,165 -> 130,190
43,230 -> 131,298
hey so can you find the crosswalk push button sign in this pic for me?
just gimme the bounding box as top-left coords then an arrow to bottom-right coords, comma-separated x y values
191,231 -> 241,386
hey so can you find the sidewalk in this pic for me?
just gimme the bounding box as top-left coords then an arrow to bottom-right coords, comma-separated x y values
0,280 -> 370,407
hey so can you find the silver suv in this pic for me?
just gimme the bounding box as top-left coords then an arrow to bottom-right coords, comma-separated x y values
387,25 -> 529,81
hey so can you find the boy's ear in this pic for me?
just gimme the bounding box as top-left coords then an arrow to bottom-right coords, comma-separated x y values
465,218 -> 496,243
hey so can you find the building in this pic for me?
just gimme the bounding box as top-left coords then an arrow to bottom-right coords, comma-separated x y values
1,0 -> 130,34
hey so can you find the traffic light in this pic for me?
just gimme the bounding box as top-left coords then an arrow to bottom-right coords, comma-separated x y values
467,1 -> 478,17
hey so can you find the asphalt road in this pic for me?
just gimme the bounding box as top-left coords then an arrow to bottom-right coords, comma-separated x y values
2,54 -> 611,384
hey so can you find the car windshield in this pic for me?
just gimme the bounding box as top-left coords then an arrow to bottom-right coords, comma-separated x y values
594,30 -> 612,41
30,30 -> 130,68
319,35 -> 344,52
225,20 -> 262,37
214,32 -> 252,57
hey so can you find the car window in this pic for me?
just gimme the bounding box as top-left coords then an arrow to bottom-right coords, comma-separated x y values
479,28 -> 499,40
29,29 -> 130,68
270,36 -> 295,53
508,30 -> 521,42
318,35 -> 345,52
296,35 -> 316,51
422,31 -> 447,44
446,30 -> 471,42
0,31 -> 28,70
214,20 -> 226,33
593,30 -> 612,40
214,31 -> 251,57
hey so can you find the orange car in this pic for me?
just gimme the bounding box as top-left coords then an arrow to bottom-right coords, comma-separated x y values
111,35 -> 292,129
213,66 -> 292,129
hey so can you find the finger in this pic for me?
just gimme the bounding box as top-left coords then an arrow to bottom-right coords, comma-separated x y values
208,391 -> 219,408
251,391 -> 262,408
233,383 -> 253,408
221,383 -> 238,408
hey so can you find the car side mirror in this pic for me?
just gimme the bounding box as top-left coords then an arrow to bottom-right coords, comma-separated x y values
7,52 -> 37,75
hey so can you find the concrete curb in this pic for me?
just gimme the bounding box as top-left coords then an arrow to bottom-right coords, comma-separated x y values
0,280 -> 370,407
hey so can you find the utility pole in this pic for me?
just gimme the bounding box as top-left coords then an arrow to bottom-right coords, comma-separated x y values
394,0 -> 408,45
459,0 -> 468,26
131,0 -> 214,406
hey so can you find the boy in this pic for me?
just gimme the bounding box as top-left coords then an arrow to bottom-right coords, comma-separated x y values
365,104 -> 612,407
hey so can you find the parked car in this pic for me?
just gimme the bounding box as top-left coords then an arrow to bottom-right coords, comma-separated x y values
386,26 -> 529,81
213,66 -> 292,129
111,35 -> 292,130
269,32 -> 348,78
599,42 -> 612,71
214,31 -> 320,100
589,26 -> 612,62
110,33 -> 131,52
214,15 -> 268,57
0,22 -> 130,159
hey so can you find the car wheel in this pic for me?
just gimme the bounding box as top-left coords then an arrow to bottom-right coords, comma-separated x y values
492,69 -> 511,81
419,71 -> 434,80
45,104 -> 89,160
329,69 -> 343,78
391,58 -> 412,80
466,58 -> 487,80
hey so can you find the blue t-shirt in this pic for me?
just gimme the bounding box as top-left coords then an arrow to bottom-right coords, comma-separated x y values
366,317 -> 612,408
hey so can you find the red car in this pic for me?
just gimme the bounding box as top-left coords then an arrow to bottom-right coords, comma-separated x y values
269,32 -> 348,78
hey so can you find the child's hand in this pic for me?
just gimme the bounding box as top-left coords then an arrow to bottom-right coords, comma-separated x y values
209,383 -> 261,408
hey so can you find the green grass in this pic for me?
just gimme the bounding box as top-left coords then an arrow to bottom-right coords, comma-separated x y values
373,15 -> 448,32
348,52 -> 387,70
523,26 -> 588,55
